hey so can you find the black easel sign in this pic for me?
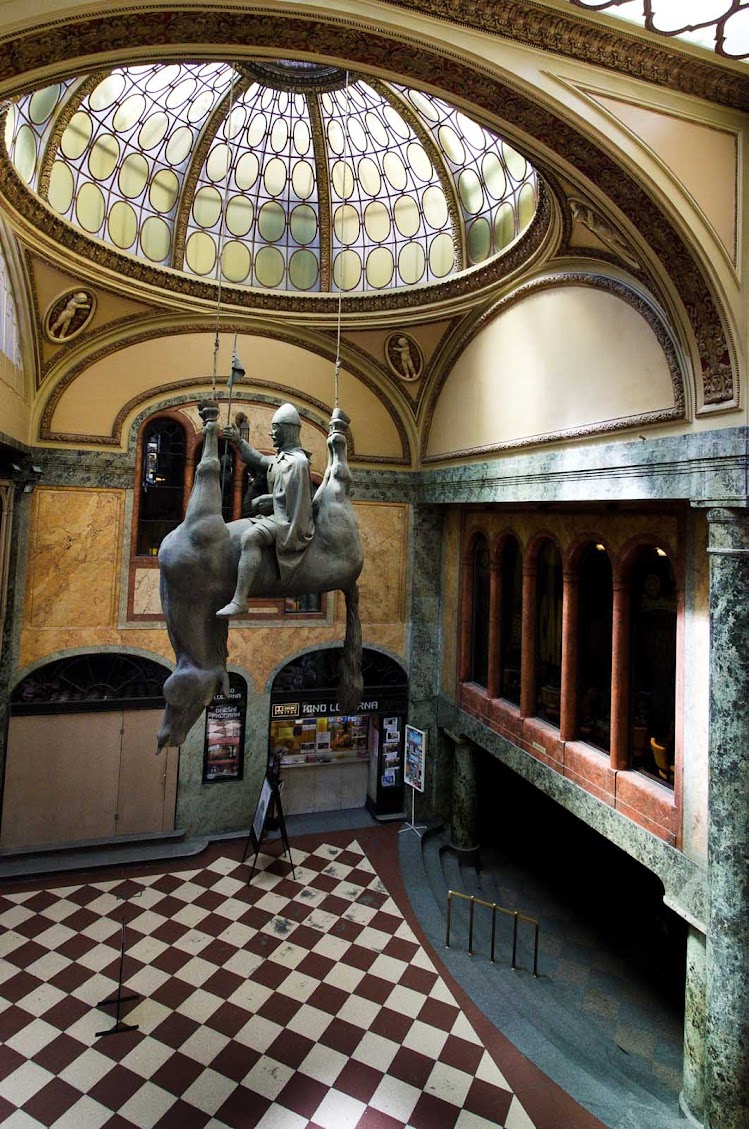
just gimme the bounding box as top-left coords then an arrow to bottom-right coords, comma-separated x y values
243,771 -> 295,881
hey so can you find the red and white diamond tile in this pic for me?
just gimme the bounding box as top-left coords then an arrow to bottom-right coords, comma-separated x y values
0,838 -> 537,1128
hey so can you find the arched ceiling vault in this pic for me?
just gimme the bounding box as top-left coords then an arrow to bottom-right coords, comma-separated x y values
0,1 -> 741,429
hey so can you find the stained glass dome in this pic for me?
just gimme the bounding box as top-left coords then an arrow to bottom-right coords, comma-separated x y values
4,60 -> 539,294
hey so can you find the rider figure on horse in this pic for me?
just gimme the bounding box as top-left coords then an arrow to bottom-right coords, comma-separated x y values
216,403 -> 314,617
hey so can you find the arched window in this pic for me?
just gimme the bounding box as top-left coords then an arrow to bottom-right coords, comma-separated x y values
137,416 -> 187,555
194,437 -> 236,523
470,535 -> 491,688
630,546 -> 677,785
577,543 -> 613,751
535,539 -> 562,724
499,535 -> 522,705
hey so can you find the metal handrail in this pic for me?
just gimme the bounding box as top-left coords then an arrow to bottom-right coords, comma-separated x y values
446,889 -> 540,977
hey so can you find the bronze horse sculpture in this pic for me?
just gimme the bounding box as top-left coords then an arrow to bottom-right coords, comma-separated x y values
157,402 -> 364,748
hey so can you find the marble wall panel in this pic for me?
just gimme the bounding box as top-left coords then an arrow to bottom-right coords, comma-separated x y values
25,488 -> 123,631
133,567 -> 161,615
355,501 -> 409,627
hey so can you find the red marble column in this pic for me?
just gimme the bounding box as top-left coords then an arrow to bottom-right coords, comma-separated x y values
487,548 -> 502,700
610,576 -> 631,771
560,568 -> 578,742
520,562 -> 537,718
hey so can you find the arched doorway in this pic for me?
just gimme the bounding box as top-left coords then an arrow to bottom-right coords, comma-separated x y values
270,648 -> 408,820
4,653 -> 176,848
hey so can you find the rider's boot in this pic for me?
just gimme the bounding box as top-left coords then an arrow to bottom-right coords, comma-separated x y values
216,538 -> 259,617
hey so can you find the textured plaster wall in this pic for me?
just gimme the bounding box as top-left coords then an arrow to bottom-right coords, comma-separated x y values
48,334 -> 405,461
0,353 -> 29,445
427,287 -> 677,458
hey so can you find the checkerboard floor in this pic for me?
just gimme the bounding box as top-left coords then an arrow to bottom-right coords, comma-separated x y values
0,835 -> 542,1128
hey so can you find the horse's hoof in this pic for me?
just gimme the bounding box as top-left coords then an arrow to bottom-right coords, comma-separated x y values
216,600 -> 245,617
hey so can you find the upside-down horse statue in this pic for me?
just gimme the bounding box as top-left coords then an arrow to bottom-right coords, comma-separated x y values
156,400 -> 364,749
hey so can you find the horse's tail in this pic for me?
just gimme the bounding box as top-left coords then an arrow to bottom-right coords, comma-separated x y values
337,583 -> 363,714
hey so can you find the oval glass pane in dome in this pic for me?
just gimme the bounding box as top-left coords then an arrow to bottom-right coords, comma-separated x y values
290,204 -> 317,245
139,112 -> 168,151
109,200 -> 138,248
150,169 -> 179,214
10,62 -> 539,295
366,246 -> 394,289
48,161 -> 74,213
255,245 -> 285,288
226,195 -> 254,237
61,112 -> 92,161
29,84 -> 62,125
88,134 -> 120,181
289,248 -> 319,290
222,240 -> 252,283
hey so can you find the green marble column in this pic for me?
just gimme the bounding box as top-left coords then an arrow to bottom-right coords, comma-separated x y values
448,734 -> 479,855
408,505 -> 446,822
681,925 -> 706,1125
704,508 -> 749,1129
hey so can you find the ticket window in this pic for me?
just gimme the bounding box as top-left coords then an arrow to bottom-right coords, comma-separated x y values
270,714 -> 370,766
269,713 -> 372,817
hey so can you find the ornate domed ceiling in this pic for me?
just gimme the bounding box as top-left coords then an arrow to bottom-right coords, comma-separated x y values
4,60 -> 539,295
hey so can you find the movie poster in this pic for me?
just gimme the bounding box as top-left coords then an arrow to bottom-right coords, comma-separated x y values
404,724 -> 426,792
203,677 -> 246,782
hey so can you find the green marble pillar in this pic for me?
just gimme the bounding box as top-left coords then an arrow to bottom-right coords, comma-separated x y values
448,734 -> 479,855
704,508 -> 749,1129
681,924 -> 706,1125
408,505 -> 446,822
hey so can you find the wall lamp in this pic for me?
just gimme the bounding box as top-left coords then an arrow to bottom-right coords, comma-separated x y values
10,462 -> 43,493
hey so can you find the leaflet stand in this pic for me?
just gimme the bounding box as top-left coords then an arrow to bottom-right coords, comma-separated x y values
96,912 -> 138,1034
399,782 -> 427,839
243,770 -> 295,882
399,724 -> 427,839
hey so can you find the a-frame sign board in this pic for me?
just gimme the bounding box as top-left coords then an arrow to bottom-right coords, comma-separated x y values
243,770 -> 295,882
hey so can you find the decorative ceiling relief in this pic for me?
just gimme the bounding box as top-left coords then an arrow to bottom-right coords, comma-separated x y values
0,10 -> 738,408
43,286 -> 95,342
385,332 -> 424,381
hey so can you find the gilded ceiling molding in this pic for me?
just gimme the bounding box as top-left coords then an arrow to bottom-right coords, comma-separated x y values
0,9 -> 735,400
38,320 -> 413,463
421,272 -> 686,462
368,77 -> 464,271
172,73 -> 254,271
382,0 -> 749,111
2,145 -> 551,313
37,74 -> 107,199
307,93 -> 332,292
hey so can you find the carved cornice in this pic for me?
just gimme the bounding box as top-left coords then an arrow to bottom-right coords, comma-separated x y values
382,0 -> 749,111
39,319 -> 413,463
0,8 -> 737,402
422,272 -> 686,461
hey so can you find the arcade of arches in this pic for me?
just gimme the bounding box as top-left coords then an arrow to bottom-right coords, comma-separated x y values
0,3 -> 748,1128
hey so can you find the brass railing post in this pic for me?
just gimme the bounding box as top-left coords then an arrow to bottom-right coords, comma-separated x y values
511,912 -> 519,970
446,891 -> 452,948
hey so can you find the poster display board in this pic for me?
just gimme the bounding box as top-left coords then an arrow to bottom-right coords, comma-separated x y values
203,675 -> 246,783
404,724 -> 426,792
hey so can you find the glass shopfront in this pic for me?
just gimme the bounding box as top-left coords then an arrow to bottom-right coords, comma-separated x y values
269,648 -> 408,819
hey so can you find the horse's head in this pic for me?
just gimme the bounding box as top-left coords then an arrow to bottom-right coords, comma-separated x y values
157,664 -> 228,749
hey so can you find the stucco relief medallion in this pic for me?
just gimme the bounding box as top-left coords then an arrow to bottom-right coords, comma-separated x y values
43,287 -> 96,343
385,332 -> 424,382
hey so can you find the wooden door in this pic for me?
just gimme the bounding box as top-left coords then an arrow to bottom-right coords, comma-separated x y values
1,709 -> 179,848
116,709 -> 178,834
1,713 -> 122,847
